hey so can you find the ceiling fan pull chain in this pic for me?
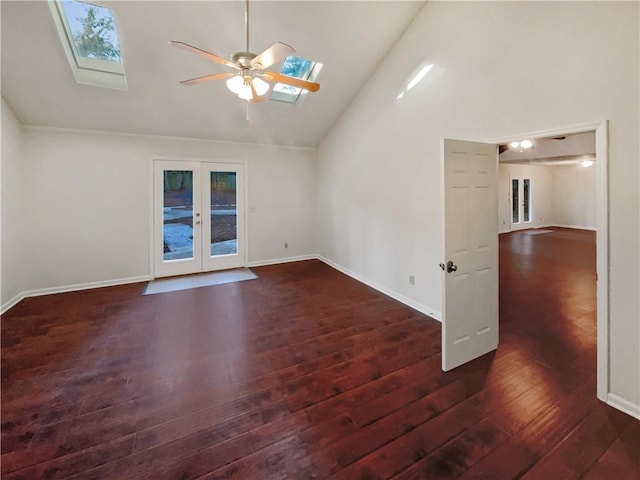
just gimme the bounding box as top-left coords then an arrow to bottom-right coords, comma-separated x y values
246,101 -> 250,122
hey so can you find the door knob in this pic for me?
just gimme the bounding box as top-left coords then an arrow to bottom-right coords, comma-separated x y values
442,260 -> 457,273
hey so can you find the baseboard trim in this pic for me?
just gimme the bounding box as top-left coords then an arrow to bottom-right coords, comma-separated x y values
3,256 -> 442,325
551,224 -> 597,232
248,254 -> 317,268
2,276 -> 150,315
501,225 -> 595,234
606,394 -> 640,419
317,255 -> 442,322
1,293 -> 26,315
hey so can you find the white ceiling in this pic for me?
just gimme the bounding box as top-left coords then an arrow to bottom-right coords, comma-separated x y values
1,1 -> 424,148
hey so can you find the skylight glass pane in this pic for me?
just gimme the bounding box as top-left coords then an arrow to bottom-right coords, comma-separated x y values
282,56 -> 313,79
270,55 -> 320,104
61,0 -> 122,62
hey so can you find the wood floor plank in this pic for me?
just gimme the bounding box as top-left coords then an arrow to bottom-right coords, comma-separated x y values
521,403 -> 633,480
582,421 -> 640,480
391,419 -> 510,480
2,228 -> 637,479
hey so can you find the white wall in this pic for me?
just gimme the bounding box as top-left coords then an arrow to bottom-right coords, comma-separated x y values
317,2 -> 639,410
9,126 -> 315,297
498,162 -> 596,233
552,164 -> 596,230
1,98 -> 26,307
498,164 -> 553,233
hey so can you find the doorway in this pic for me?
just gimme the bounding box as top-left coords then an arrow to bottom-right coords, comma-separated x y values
153,160 -> 246,278
509,175 -> 532,230
442,121 -> 608,402
490,122 -> 608,401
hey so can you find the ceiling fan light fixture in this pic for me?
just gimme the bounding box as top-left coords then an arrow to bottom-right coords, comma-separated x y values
226,75 -> 244,94
237,82 -> 254,101
252,77 -> 270,96
172,0 -> 319,105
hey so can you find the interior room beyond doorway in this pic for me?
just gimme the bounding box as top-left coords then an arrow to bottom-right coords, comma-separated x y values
498,131 -> 596,234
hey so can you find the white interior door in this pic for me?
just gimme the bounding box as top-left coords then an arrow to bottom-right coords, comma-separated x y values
510,175 -> 532,231
441,139 -> 499,371
154,160 -> 245,278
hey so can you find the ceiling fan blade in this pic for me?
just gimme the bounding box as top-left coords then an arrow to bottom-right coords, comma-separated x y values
179,72 -> 235,86
261,72 -> 320,92
250,81 -> 265,103
170,41 -> 239,69
250,42 -> 295,70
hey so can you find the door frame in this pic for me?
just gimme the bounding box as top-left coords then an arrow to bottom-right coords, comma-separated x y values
148,156 -> 249,280
486,120 -> 609,402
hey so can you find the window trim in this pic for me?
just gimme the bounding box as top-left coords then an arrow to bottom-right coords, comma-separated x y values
48,0 -> 127,90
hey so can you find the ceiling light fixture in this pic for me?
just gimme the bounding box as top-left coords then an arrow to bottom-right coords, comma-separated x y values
509,140 -> 534,152
223,0 -> 270,101
580,160 -> 594,168
226,74 -> 269,100
171,0 -> 319,104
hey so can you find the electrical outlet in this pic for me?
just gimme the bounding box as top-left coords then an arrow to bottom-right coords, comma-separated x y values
284,242 -> 288,249
409,275 -> 415,285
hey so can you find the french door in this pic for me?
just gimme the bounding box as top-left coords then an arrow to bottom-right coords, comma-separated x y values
153,160 -> 245,278
510,175 -> 532,231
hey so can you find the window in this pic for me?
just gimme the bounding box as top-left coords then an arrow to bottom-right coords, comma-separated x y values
49,0 -> 127,90
270,55 -> 322,104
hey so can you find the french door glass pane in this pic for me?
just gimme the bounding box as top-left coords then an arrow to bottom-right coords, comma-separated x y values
163,170 -> 194,261
512,179 -> 520,223
210,172 -> 237,256
523,179 -> 531,222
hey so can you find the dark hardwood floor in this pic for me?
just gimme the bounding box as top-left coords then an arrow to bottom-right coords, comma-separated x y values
2,227 -> 638,479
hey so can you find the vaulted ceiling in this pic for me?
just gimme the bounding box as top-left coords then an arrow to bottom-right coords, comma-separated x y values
1,1 -> 424,147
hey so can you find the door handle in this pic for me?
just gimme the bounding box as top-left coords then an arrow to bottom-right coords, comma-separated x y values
439,261 -> 458,273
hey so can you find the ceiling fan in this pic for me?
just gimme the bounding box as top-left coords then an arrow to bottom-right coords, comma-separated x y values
170,0 -> 320,103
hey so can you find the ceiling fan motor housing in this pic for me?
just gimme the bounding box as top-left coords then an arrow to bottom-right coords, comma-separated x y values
231,52 -> 258,69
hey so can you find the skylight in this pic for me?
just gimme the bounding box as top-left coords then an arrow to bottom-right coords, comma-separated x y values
270,55 -> 322,104
49,0 -> 127,90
